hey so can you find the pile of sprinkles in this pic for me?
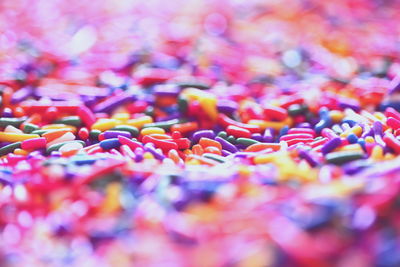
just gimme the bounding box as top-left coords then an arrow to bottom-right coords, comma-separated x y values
1,0 -> 400,266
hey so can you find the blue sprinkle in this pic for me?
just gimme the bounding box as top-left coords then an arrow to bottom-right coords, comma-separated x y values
279,125 -> 289,139
347,133 -> 358,144
99,138 -> 121,150
357,138 -> 367,152
72,156 -> 97,165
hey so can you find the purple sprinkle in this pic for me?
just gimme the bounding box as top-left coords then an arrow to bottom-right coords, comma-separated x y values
157,114 -> 180,122
191,130 -> 215,144
215,137 -> 238,153
251,133 -> 264,142
217,100 -> 238,114
93,93 -> 137,113
134,147 -> 144,162
0,142 -> 12,149
389,74 -> 400,94
297,122 -> 311,128
338,98 -> 360,112
2,108 -> 13,118
372,121 -> 383,136
103,130 -> 132,139
154,84 -> 180,97
221,150 -> 232,157
234,153 -> 249,158
50,151 -> 61,157
321,137 -> 342,155
361,126 -> 374,139
263,128 -> 275,143
298,150 -> 319,167
11,87 -> 33,104
144,143 -> 165,160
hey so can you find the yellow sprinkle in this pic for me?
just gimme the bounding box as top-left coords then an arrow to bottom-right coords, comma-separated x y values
102,182 -> 121,213
254,151 -> 287,164
127,116 -> 153,129
0,132 -> 40,142
340,125 -> 363,138
112,112 -> 130,122
329,110 -> 345,123
186,159 -> 201,165
338,144 -> 363,152
183,149 -> 193,155
384,153 -> 395,160
365,136 -> 375,143
140,127 -> 165,136
91,119 -> 117,131
371,145 -> 383,161
199,97 -> 218,121
248,117 -> 292,131
143,152 -> 154,160
373,112 -> 386,122
238,165 -> 251,177
14,149 -> 28,156
42,124 -> 77,133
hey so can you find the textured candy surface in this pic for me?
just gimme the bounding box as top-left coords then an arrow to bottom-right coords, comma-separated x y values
1,0 -> 400,266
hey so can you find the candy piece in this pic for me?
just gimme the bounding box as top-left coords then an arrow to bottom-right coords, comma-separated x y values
215,136 -> 238,153
245,143 -> 281,152
218,114 -> 261,133
0,142 -> 21,156
0,117 -> 26,128
99,138 -> 121,150
325,151 -> 364,165
0,132 -> 40,142
21,137 -> 46,150
103,130 -> 132,139
46,140 -> 85,154
92,119 -> 117,131
93,91 -> 136,113
23,123 -> 39,133
236,137 -> 260,147
263,105 -> 288,121
383,133 -> 400,154
143,119 -> 181,130
142,135 -> 178,152
226,125 -> 252,138
321,137 -> 342,155
199,137 -> 222,150
140,127 -> 165,136
77,105 -> 96,128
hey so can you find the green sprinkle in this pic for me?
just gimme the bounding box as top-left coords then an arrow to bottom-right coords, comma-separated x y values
203,153 -> 226,163
46,140 -> 85,154
23,123 -> 39,134
144,106 -> 154,116
288,104 -> 308,116
0,142 -> 22,156
178,95 -> 189,113
90,129 -> 101,140
217,131 -> 228,139
236,138 -> 259,147
111,125 -> 139,137
0,117 -> 26,128
325,151 -> 364,165
176,81 -> 210,90
143,119 -> 184,130
31,129 -> 50,135
54,116 -> 82,127
226,135 -> 236,144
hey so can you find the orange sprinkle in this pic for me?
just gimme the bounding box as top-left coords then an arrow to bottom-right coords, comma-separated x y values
245,143 -> 281,152
199,137 -> 222,151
